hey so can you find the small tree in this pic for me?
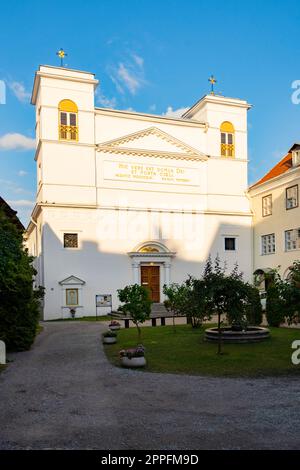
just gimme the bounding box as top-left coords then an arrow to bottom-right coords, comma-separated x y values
245,284 -> 263,326
203,258 -> 254,354
185,276 -> 213,328
163,283 -> 190,330
279,261 -> 300,325
265,270 -> 285,327
117,284 -> 152,340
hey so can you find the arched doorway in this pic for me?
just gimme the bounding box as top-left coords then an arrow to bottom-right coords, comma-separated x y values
128,242 -> 176,303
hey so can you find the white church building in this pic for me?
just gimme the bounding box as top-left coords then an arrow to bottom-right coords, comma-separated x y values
26,65 -> 253,320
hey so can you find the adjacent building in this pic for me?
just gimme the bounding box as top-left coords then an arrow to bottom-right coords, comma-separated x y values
0,197 -> 24,232
26,65 -> 253,320
249,143 -> 300,287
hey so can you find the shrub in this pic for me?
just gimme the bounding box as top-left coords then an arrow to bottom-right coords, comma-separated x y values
0,209 -> 44,351
266,284 -> 285,327
245,284 -> 263,326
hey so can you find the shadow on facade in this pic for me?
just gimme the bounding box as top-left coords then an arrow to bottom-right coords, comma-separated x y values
37,217 -> 253,320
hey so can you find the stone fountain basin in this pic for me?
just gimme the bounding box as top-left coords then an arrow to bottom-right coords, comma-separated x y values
205,326 -> 270,343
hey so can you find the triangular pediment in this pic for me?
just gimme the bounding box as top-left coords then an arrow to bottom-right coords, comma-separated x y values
97,127 -> 207,161
59,275 -> 85,286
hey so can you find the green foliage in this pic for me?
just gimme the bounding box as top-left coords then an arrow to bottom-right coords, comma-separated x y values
265,262 -> 300,327
266,284 -> 285,327
117,284 -> 152,340
163,258 -> 263,337
185,277 -> 213,328
245,285 -> 263,326
0,209 -> 44,351
163,283 -> 190,328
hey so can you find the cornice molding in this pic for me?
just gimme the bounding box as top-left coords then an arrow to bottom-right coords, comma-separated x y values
95,107 -> 206,128
98,147 -> 206,161
29,202 -> 252,217
31,71 -> 98,105
128,252 -> 176,258
97,126 -> 207,161
248,166 -> 300,195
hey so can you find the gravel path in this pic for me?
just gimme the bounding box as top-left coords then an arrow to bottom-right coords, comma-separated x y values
0,321 -> 300,450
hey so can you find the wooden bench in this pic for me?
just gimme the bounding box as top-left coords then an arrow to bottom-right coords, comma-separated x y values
113,314 -> 190,328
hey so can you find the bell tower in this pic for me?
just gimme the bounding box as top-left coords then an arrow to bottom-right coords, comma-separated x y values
31,65 -> 99,205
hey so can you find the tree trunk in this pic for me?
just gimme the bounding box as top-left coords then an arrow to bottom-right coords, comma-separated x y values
137,323 -> 142,342
217,312 -> 222,355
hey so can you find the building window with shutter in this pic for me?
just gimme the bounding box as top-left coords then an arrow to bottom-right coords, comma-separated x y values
63,233 -> 78,248
285,229 -> 300,251
261,233 -> 276,255
286,185 -> 298,210
220,121 -> 235,157
262,194 -> 272,217
58,99 -> 78,141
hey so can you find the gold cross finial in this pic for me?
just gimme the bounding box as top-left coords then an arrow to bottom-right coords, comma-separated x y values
56,48 -> 67,67
208,75 -> 217,94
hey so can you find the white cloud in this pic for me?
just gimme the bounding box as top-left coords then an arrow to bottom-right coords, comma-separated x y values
7,199 -> 34,208
18,170 -> 28,177
149,104 -> 156,112
0,179 -> 32,194
109,53 -> 146,96
162,106 -> 189,118
8,81 -> 31,103
132,54 -> 144,68
96,90 -> 117,108
0,133 -> 35,150
117,63 -> 143,95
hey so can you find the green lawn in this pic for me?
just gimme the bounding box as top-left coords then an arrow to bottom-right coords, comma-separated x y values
104,324 -> 300,377
47,316 -> 111,322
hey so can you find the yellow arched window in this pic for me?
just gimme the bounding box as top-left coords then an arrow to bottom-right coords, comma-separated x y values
220,121 -> 235,157
58,99 -> 78,141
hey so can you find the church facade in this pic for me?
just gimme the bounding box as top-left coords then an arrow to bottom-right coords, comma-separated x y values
27,65 -> 252,320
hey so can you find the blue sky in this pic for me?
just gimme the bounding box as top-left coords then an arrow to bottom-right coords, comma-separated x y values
0,0 -> 300,225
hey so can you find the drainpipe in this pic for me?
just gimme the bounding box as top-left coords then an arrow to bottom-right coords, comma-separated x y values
30,217 -> 39,286
245,191 -> 254,282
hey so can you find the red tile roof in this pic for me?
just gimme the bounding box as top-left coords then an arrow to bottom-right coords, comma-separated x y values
250,153 -> 293,188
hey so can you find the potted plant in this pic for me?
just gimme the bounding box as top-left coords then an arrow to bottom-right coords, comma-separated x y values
109,320 -> 121,331
102,330 -> 117,344
119,345 -> 146,368
70,308 -> 76,319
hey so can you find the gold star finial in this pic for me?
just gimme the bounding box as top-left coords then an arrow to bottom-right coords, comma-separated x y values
208,75 -> 217,94
56,48 -> 67,67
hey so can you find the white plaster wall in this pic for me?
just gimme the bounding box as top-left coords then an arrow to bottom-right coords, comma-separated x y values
41,206 -> 252,320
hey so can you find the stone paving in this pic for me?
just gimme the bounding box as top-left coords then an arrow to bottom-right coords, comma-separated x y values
0,321 -> 300,450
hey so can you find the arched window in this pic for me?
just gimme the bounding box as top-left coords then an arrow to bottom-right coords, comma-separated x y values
220,121 -> 235,157
58,99 -> 78,141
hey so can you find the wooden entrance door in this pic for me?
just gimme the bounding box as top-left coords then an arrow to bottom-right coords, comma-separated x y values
141,266 -> 160,303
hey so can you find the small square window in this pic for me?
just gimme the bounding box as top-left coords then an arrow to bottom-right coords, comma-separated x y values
225,237 -> 236,251
64,233 -> 78,248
